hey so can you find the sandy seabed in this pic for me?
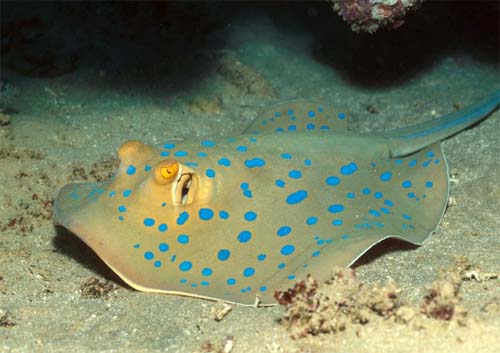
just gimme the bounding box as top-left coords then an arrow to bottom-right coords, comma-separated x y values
1,2 -> 499,352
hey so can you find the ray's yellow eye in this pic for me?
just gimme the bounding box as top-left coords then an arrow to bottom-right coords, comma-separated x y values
154,160 -> 180,184
161,163 -> 179,180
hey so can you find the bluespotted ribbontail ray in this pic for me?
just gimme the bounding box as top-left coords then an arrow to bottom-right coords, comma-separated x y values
54,90 -> 500,305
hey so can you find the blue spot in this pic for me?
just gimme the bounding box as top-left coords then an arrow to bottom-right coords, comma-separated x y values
281,153 -> 292,159
320,125 -> 330,130
108,190 -> 116,197
281,245 -> 295,256
312,250 -> 320,257
237,145 -> 247,152
380,207 -> 391,214
217,249 -> 230,261
288,170 -> 302,179
394,159 -> 403,165
197,151 -> 208,157
161,202 -> 167,207
205,169 -> 216,178
201,268 -> 213,277
275,179 -> 286,188
362,187 -> 371,195
408,159 -> 417,167
171,255 -> 176,262
238,230 -> 252,243
422,159 -> 432,167
144,165 -> 152,172
243,267 -> 255,277
160,151 -> 170,157
133,244 -> 140,249
287,109 -> 294,115
244,211 -> 257,221
408,192 -> 416,199
341,234 -> 350,240
163,143 -> 175,149
144,251 -> 154,260
306,217 -> 318,225
286,190 -> 308,204
384,199 -> 394,207
278,263 -> 286,269
118,216 -> 124,221
227,278 -> 236,285
288,125 -> 297,131
338,112 -> 346,120
126,165 -> 136,175
240,182 -> 249,190
179,261 -> 192,272
275,127 -> 284,133
275,111 -> 281,117
369,210 -> 381,217
380,171 -> 392,182
199,208 -> 214,221
374,192 -> 383,199
243,190 -> 253,198
346,192 -> 356,199
185,162 -> 198,167
288,274 -> 296,280
177,234 -> 189,244
158,243 -> 169,252
332,219 -> 343,226
177,211 -> 189,225
218,157 -> 231,167
304,159 -> 312,166
180,278 -> 187,284
200,281 -> 209,286
402,214 -> 412,220
426,151 -> 435,157
118,205 -> 126,212
257,254 -> 266,261
144,218 -> 155,227
123,189 -> 132,197
340,162 -> 358,175
174,151 -> 188,157
326,176 -> 341,186
219,210 -> 230,219
277,226 -> 292,237
308,111 -> 316,118
244,158 -> 266,168
158,224 -> 168,232
154,261 -> 162,268
425,181 -> 433,188
306,123 -> 315,130
201,140 -> 216,147
402,180 -> 412,188
328,204 -> 345,213
259,286 -> 268,292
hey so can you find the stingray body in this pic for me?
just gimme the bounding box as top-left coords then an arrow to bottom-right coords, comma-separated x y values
54,90 -> 500,305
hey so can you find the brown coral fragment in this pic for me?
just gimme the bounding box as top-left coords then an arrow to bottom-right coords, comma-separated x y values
331,0 -> 423,33
276,268 -> 403,339
79,277 -> 116,299
420,257 -> 471,322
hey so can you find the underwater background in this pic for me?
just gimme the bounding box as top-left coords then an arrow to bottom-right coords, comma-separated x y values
1,1 -> 499,352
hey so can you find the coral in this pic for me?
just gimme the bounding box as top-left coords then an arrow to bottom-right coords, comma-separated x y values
275,268 -> 403,339
331,0 -> 423,33
277,259 -> 484,338
420,257 -> 471,322
79,277 -> 116,299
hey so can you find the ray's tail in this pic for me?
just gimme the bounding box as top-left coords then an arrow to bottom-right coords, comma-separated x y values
385,89 -> 500,157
